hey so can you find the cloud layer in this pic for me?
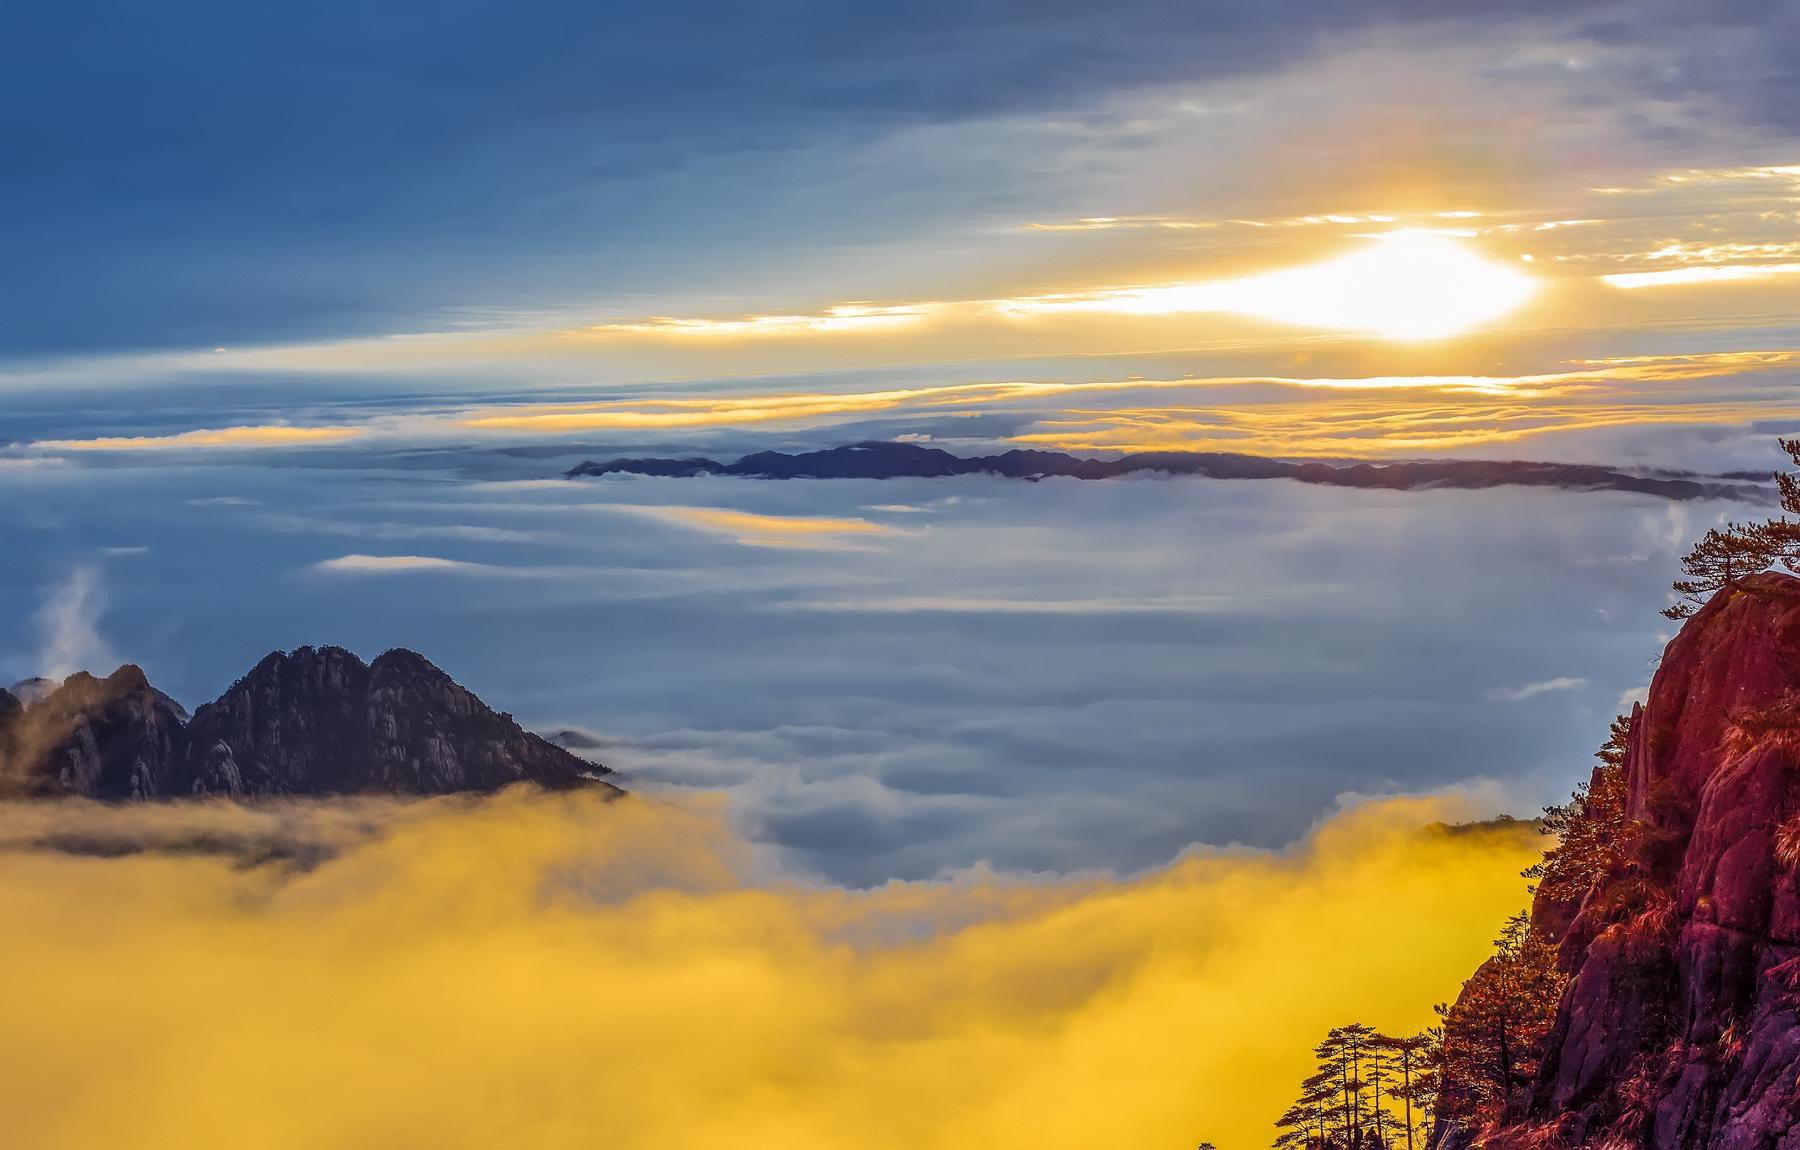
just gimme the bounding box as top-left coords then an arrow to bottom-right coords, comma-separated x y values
0,789 -> 1541,1150
0,448 -> 1732,883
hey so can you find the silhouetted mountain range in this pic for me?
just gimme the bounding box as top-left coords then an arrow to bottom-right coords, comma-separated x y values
0,647 -> 617,800
564,441 -> 1769,501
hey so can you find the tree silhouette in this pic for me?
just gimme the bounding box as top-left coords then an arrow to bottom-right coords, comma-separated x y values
1278,1025 -> 1439,1150
1272,1070 -> 1337,1149
1314,1023 -> 1380,1146
1376,1033 -> 1435,1150
1366,1040 -> 1392,1149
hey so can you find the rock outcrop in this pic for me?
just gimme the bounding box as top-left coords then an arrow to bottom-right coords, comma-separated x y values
0,646 -> 615,800
1487,573 -> 1800,1148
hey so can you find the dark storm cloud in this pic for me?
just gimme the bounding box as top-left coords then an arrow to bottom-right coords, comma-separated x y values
6,0 -> 1783,354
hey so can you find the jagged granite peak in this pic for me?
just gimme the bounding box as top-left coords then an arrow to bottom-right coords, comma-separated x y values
564,440 -> 1771,502
0,664 -> 189,799
1477,572 -> 1800,1149
0,646 -> 617,800
184,645 -> 374,794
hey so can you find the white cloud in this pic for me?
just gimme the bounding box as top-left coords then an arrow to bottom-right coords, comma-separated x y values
34,566 -> 115,680
1486,676 -> 1588,702
312,554 -> 482,574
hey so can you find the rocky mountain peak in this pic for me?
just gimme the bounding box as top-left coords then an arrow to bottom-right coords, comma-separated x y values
1,647 -> 616,801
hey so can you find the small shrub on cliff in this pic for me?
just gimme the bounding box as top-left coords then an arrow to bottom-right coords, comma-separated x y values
1725,697 -> 1800,759
1774,815 -> 1800,871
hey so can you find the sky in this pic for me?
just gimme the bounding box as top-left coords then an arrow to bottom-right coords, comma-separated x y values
5,3 -> 1800,462
4,5 -> 1800,1142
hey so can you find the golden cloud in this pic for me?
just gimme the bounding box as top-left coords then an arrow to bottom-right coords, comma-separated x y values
600,505 -> 900,549
0,790 -> 1540,1150
587,303 -> 944,338
1602,263 -> 1800,290
24,350 -> 1796,463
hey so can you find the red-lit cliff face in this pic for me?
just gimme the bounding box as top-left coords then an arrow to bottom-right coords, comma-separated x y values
1495,573 -> 1800,1148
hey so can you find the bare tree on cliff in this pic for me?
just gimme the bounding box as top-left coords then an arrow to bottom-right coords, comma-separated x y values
1665,438 -> 1800,618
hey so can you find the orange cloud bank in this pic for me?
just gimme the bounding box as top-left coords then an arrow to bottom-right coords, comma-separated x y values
0,789 -> 1539,1149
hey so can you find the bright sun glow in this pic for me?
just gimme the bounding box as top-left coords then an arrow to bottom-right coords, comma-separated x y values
1012,231 -> 1538,340
1220,231 -> 1538,338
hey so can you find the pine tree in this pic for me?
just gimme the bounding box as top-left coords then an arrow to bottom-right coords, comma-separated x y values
1377,1033 -> 1435,1150
1665,438 -> 1800,618
1525,713 -> 1632,906
1404,1029 -> 1442,1148
1435,913 -> 1564,1124
1317,1023 -> 1379,1145
1273,1069 -> 1339,1149
1282,1025 -> 1452,1150
1366,1041 -> 1393,1150
1664,522 -> 1785,618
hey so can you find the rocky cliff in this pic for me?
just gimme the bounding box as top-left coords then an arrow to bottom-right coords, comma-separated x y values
0,646 -> 616,799
1488,573 -> 1800,1147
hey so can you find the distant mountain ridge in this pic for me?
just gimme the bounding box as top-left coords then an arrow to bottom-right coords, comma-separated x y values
0,646 -> 617,800
564,441 -> 1769,502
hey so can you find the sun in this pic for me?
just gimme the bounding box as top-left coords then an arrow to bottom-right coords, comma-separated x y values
1220,231 -> 1538,340
1037,230 -> 1539,341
